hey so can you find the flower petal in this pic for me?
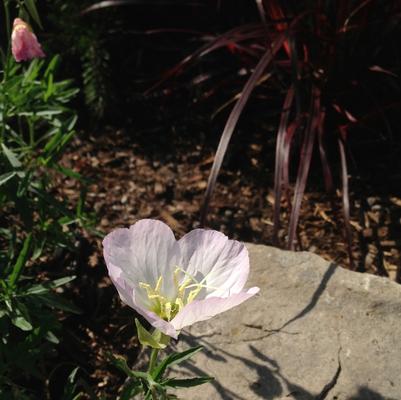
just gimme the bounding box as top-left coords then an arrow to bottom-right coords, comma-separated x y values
11,18 -> 45,62
178,229 -> 250,298
131,300 -> 178,339
103,220 -> 180,298
106,257 -> 178,339
171,287 -> 260,331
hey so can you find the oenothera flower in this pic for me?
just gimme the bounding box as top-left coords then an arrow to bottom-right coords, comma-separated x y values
103,219 -> 259,339
11,18 -> 45,62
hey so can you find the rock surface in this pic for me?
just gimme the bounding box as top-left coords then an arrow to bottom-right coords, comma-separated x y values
171,244 -> 401,400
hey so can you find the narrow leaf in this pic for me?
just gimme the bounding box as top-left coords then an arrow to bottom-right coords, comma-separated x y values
45,330 -> 60,344
1,143 -> 22,168
273,85 -> 295,244
11,315 -> 33,331
37,292 -> 81,314
287,87 -> 321,249
317,110 -> 334,192
152,346 -> 203,380
81,0 -> 203,15
11,301 -> 33,331
9,233 -> 32,287
25,276 -> 76,295
0,171 -> 16,186
24,0 -> 43,28
201,33 -> 287,225
338,131 -> 355,269
164,376 -> 214,388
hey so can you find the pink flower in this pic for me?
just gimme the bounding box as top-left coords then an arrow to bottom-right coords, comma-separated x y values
11,18 -> 45,62
103,219 -> 259,339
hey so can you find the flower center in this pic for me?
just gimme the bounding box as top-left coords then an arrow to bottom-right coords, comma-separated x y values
139,267 -> 214,321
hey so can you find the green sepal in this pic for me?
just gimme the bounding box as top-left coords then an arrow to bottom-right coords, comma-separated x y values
135,318 -> 169,349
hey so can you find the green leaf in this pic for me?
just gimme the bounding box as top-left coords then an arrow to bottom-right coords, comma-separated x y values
24,0 -> 43,29
25,276 -> 76,295
119,379 -> 143,400
61,367 -> 80,400
107,353 -> 150,381
152,346 -> 204,380
8,233 -> 32,287
56,165 -> 83,180
163,376 -> 214,388
36,292 -> 81,314
44,55 -> 60,78
11,315 -> 33,331
11,301 -> 33,331
0,171 -> 16,186
135,318 -> 167,349
1,143 -> 22,168
16,170 -> 32,198
45,330 -> 59,344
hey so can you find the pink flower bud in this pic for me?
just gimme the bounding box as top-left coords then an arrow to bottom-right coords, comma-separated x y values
11,18 -> 45,62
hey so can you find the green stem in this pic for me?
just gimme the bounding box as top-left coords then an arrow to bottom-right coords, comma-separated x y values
150,386 -> 158,400
148,348 -> 159,374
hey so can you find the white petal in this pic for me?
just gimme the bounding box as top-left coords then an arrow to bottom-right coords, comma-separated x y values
103,220 -> 180,298
178,229 -> 250,297
131,298 -> 179,339
105,258 -> 178,339
171,287 -> 260,331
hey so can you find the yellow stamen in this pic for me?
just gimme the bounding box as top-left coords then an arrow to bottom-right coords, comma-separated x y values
138,266 -> 216,321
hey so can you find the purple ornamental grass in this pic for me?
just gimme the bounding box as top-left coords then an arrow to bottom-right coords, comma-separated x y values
103,219 -> 259,339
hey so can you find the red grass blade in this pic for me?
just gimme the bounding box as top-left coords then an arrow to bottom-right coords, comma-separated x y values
369,65 -> 398,77
341,0 -> 374,33
200,33 -> 287,226
273,85 -> 295,244
287,86 -> 321,249
338,128 -> 355,270
145,24 -> 267,94
263,0 -> 291,56
255,0 -> 267,24
282,117 -> 302,218
81,0 -> 203,15
317,109 -> 334,192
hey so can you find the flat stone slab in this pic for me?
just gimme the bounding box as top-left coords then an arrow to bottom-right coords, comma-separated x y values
171,244 -> 401,400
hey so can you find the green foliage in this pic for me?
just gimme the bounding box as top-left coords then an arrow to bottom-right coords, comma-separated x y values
44,0 -> 112,121
108,344 -> 213,400
0,239 -> 80,393
0,1 -> 92,397
81,39 -> 111,120
0,56 -> 91,263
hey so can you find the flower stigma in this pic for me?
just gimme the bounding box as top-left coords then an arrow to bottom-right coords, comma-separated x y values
139,267 -> 216,321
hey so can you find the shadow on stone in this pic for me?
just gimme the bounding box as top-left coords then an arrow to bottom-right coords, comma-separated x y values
348,386 -> 396,400
178,334 -> 315,399
180,361 -> 245,400
246,345 -> 311,399
278,262 -> 337,331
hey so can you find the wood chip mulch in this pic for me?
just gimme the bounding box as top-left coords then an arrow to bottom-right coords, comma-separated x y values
49,128 -> 401,398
